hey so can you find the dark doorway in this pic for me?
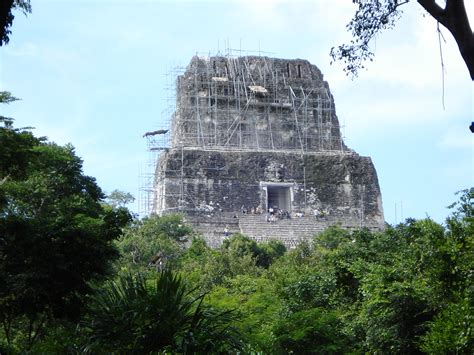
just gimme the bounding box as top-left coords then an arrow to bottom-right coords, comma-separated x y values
267,185 -> 291,211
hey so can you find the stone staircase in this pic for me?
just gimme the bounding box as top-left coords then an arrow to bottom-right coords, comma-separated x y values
184,215 -> 240,248
185,213 -> 383,249
238,214 -> 328,248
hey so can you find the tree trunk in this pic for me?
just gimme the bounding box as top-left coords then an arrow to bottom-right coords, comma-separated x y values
458,39 -> 474,80
418,0 -> 474,80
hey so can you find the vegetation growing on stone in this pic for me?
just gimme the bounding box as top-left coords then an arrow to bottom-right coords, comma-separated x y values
1,96 -> 473,353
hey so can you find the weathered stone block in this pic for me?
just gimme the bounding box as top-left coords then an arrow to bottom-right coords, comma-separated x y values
151,55 -> 384,247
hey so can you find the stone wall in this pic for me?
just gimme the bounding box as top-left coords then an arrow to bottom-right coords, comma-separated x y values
155,149 -> 384,228
171,56 -> 347,152
151,55 -> 384,247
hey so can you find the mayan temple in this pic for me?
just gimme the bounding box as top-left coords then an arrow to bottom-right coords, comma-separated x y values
144,54 -> 384,248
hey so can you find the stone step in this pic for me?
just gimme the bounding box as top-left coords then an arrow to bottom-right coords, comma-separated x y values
185,212 -> 382,249
237,214 -> 329,246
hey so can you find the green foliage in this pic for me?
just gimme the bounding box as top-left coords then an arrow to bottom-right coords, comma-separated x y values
419,291 -> 474,354
448,188 -> 474,220
0,116 -> 43,184
444,188 -> 474,296
313,225 -> 351,250
330,1 -> 474,80
222,233 -> 260,258
330,0 -> 404,77
222,233 -> 286,269
185,234 -> 286,292
280,272 -> 337,313
0,91 -> 19,104
105,189 -> 135,208
258,239 -> 287,268
273,308 -> 349,354
416,189 -> 474,354
83,270 -> 243,353
0,1 -> 31,46
207,275 -> 281,352
184,235 -> 209,260
115,214 -> 192,273
359,275 -> 433,353
263,190 -> 473,353
1,114 -> 471,355
135,214 -> 191,243
198,247 -> 262,290
0,120 -> 132,350
24,320 -> 84,354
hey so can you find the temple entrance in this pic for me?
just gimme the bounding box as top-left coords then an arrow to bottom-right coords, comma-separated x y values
267,185 -> 291,212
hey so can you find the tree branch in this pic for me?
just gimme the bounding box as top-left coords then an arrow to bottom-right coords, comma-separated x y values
0,175 -> 9,185
29,313 -> 48,349
1,316 -> 12,345
418,0 -> 474,80
417,0 -> 447,26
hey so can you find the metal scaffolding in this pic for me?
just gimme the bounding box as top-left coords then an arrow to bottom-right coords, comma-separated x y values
140,49 -> 350,216
169,51 -> 346,154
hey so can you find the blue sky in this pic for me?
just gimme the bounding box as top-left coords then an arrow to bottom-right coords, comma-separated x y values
1,0 -> 472,225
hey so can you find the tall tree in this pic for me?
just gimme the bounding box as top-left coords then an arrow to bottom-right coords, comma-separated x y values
331,0 -> 474,80
106,189 -> 135,208
0,116 -> 131,350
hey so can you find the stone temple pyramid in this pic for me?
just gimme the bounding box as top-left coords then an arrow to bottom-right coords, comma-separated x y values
145,54 -> 384,248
